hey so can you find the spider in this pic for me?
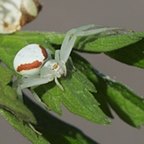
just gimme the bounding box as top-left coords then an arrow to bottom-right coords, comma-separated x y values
13,24 -> 118,106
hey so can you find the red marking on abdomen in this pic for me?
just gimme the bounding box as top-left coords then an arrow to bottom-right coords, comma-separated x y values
39,45 -> 48,60
17,60 -> 42,72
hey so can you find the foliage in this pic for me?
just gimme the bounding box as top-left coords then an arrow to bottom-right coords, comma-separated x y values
0,29 -> 144,143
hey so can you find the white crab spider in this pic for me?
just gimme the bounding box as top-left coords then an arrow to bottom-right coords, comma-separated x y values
13,25 -> 119,104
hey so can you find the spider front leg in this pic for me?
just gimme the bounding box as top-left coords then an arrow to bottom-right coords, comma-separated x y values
59,25 -> 120,63
54,76 -> 64,90
13,78 -> 24,101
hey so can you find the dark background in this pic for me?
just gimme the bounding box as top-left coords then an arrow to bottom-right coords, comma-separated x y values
0,0 -> 144,143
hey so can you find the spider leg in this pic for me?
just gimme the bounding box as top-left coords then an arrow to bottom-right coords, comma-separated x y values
60,26 -> 120,63
60,35 -> 77,64
60,25 -> 96,62
16,85 -> 24,101
15,76 -> 53,106
20,76 -> 53,89
62,62 -> 67,76
69,24 -> 96,31
55,77 -> 64,91
40,65 -> 64,90
16,84 -> 47,110
30,88 -> 48,110
28,123 -> 42,135
75,27 -> 119,37
13,78 -> 25,101
68,56 -> 75,70
55,50 -> 60,61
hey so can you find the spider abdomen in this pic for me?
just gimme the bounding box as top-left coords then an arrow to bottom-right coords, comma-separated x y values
13,44 -> 49,77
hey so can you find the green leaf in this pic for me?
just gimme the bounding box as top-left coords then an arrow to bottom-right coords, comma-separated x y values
0,99 -> 98,144
0,85 -> 37,124
0,109 -> 51,144
0,33 -> 108,124
0,63 -> 99,144
72,53 -> 144,127
0,64 -> 36,124
0,63 -> 13,85
0,31 -> 108,143
35,67 -> 109,124
1,30 -> 144,144
14,31 -> 64,45
0,31 -> 109,124
1,30 -> 144,70
106,37 -> 144,68
71,53 -> 113,118
1,30 -> 144,65
0,54 -> 98,144
25,99 -> 99,144
75,31 -> 143,52
105,79 -> 144,127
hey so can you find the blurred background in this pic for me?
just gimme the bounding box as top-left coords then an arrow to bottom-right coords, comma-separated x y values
0,0 -> 144,143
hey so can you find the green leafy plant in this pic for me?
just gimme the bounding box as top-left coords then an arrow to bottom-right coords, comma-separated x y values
0,30 -> 144,144
0,1 -> 144,144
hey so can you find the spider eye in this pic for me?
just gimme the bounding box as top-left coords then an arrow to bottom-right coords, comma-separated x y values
52,63 -> 59,70
13,44 -> 50,77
